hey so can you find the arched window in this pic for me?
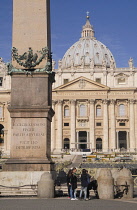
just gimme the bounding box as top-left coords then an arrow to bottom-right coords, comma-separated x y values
80,104 -> 86,116
119,104 -> 125,116
96,105 -> 101,117
64,106 -> 69,117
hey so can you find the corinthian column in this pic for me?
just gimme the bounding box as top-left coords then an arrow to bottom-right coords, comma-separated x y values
70,100 -> 76,149
103,99 -> 109,152
110,99 -> 116,151
56,100 -> 63,152
89,99 -> 95,150
129,99 -> 135,151
51,100 -> 56,153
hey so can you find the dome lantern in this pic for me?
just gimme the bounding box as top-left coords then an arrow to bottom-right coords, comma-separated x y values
81,12 -> 95,39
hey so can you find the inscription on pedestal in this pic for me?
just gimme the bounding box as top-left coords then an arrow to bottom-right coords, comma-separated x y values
11,119 -> 47,159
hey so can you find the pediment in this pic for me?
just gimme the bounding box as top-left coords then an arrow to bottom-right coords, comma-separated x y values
114,73 -> 130,78
53,76 -> 109,91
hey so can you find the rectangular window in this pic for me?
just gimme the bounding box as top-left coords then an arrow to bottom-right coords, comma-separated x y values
80,104 -> 86,116
96,78 -> 101,84
119,123 -> 125,126
0,77 -> 3,86
64,79 -> 69,84
64,123 -> 69,126
96,122 -> 101,126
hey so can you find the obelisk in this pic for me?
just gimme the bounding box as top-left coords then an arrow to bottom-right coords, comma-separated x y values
4,0 -> 55,172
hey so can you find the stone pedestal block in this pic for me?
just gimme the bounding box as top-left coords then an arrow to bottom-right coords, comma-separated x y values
4,72 -> 54,171
116,168 -> 134,199
97,169 -> 114,199
37,172 -> 54,198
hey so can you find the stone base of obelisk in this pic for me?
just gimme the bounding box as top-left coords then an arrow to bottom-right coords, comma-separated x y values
3,159 -> 55,171
1,72 -> 55,197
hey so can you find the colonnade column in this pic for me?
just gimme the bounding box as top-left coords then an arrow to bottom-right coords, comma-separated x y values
129,99 -> 135,152
76,131 -> 79,150
70,100 -> 76,149
89,99 -> 95,150
56,100 -> 63,152
110,99 -> 116,151
103,99 -> 109,152
51,100 -> 56,153
116,131 -> 119,150
127,131 -> 130,150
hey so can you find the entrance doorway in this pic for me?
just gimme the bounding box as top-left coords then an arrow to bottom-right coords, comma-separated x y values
96,138 -> 102,150
79,131 -> 87,149
63,138 -> 70,149
118,131 -> 127,149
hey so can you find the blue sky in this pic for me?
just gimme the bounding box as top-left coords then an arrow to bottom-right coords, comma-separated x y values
0,0 -> 137,68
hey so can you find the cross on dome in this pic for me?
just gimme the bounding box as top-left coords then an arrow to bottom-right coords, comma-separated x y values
82,12 -> 95,39
86,11 -> 90,19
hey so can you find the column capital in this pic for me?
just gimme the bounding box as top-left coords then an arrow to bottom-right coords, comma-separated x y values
89,99 -> 95,104
58,100 -> 63,105
129,99 -> 135,104
52,100 -> 57,105
102,99 -> 109,104
110,99 -> 116,105
70,99 -> 76,105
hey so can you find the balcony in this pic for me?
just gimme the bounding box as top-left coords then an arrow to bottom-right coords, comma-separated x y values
116,116 -> 129,122
77,116 -> 89,122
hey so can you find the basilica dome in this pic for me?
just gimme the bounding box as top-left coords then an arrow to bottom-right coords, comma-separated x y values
59,15 -> 116,70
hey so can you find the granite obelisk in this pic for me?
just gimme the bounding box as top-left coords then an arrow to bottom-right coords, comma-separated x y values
4,0 -> 55,173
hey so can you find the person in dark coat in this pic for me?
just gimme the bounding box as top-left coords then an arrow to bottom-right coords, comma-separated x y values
70,167 -> 78,200
66,169 -> 72,198
79,169 -> 90,200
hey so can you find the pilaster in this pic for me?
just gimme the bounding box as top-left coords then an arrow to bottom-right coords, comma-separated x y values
103,99 -> 109,152
70,100 -> 76,149
110,99 -> 116,150
129,99 -> 135,151
89,99 -> 95,150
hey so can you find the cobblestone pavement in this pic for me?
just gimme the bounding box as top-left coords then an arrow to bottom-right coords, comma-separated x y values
0,197 -> 137,210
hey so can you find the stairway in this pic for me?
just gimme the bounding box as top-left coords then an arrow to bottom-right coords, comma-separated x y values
68,155 -> 83,168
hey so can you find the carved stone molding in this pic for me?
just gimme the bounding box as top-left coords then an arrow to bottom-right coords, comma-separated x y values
129,99 -> 135,104
103,71 -> 107,76
58,100 -> 63,105
110,99 -> 116,105
52,100 -> 57,106
70,99 -> 76,105
102,99 -> 109,104
89,99 -> 95,105
57,71 -> 62,76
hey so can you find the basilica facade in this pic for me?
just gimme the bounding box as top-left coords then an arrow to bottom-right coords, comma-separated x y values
0,15 -> 137,156
51,15 -> 137,154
